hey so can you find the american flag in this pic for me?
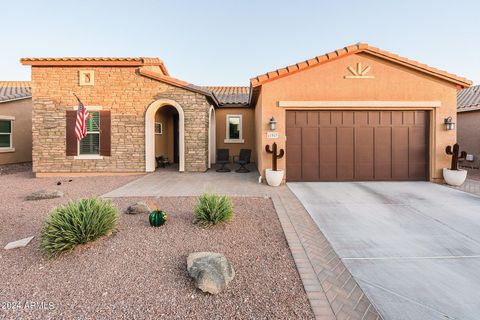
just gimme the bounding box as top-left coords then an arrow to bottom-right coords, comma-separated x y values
74,95 -> 89,141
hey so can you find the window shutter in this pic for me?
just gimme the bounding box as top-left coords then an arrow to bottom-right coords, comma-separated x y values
99,111 -> 111,156
66,111 -> 77,156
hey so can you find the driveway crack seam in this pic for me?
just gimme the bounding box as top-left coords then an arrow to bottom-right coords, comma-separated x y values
354,276 -> 457,319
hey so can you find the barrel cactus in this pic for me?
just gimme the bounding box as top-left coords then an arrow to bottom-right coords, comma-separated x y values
149,209 -> 168,227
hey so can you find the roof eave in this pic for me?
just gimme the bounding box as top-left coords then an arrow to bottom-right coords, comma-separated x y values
138,68 -> 219,106
250,43 -> 473,89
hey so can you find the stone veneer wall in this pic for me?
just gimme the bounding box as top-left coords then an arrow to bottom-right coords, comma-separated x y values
31,66 -> 211,173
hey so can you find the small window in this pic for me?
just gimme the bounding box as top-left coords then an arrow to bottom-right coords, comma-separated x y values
155,122 -> 163,135
0,119 -> 12,149
225,115 -> 244,143
79,112 -> 100,155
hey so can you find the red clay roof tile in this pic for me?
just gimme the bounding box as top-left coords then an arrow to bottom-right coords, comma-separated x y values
250,43 -> 472,88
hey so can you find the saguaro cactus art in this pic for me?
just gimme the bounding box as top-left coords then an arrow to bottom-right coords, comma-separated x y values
265,142 -> 284,171
446,143 -> 467,170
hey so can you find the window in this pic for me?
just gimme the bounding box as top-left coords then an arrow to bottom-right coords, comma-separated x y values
0,119 -> 12,150
225,114 -> 244,143
155,122 -> 163,135
79,111 -> 100,155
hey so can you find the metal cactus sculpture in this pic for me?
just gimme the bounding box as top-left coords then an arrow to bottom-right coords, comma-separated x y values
265,142 -> 284,171
446,143 -> 467,170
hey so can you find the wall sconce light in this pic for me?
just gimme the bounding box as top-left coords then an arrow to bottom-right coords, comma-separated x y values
269,117 -> 277,130
444,117 -> 455,131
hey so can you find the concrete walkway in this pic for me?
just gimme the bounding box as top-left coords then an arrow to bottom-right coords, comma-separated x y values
104,169 -> 380,319
289,181 -> 480,320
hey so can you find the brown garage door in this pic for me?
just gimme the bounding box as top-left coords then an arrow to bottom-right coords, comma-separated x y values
286,110 -> 429,181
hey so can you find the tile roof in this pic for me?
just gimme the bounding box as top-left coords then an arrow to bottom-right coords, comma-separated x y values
21,57 -> 169,75
0,81 -> 31,103
203,86 -> 249,106
138,68 -> 219,105
250,43 -> 472,88
458,85 -> 480,112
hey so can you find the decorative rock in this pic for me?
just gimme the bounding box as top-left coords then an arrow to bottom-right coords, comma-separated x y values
187,252 -> 235,294
126,201 -> 150,215
4,236 -> 34,250
26,189 -> 63,200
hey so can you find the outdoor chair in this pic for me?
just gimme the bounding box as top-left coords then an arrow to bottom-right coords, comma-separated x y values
156,155 -> 170,168
234,149 -> 252,173
216,149 -> 231,172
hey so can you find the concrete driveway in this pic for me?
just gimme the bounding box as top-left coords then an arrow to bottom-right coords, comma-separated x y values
288,181 -> 480,320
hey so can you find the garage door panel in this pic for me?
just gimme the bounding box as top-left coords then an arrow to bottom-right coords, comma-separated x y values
302,127 -> 319,180
375,127 -> 392,179
319,127 -> 337,180
409,126 -> 427,179
286,110 -> 428,181
392,127 -> 409,179
355,127 -> 374,180
286,125 -> 302,181
337,127 -> 354,180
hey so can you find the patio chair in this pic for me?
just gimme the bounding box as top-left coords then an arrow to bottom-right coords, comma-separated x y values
216,149 -> 231,172
234,149 -> 252,173
156,155 -> 170,168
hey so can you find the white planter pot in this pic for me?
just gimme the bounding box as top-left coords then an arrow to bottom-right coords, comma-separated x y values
443,168 -> 467,186
265,169 -> 284,187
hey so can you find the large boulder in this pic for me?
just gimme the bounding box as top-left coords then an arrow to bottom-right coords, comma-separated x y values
26,189 -> 63,200
126,201 -> 150,215
187,252 -> 235,294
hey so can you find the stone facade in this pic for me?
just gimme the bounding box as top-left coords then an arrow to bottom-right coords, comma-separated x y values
31,66 -> 212,174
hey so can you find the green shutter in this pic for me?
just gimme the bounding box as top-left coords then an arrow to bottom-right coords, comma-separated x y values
86,112 -> 100,132
79,133 -> 100,154
0,120 -> 11,133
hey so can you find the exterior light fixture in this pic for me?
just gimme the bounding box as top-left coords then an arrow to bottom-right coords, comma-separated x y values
444,117 -> 455,131
269,117 -> 277,130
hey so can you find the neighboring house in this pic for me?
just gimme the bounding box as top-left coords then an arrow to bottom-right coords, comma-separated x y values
21,43 -> 471,181
457,85 -> 480,158
0,81 -> 32,165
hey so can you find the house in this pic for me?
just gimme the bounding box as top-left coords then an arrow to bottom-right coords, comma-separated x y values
457,85 -> 480,158
0,81 -> 32,165
21,43 -> 471,181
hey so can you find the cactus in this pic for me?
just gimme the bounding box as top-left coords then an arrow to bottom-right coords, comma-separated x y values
446,143 -> 467,170
265,142 -> 284,171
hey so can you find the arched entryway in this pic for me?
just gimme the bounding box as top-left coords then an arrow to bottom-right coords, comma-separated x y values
145,99 -> 185,172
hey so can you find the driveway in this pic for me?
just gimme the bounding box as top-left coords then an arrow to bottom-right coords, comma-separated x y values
288,181 -> 480,320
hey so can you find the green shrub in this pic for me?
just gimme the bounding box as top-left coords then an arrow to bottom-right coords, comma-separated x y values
40,197 -> 119,257
194,193 -> 234,226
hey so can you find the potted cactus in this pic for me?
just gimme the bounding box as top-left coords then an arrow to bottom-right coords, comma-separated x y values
265,142 -> 285,186
443,143 -> 468,186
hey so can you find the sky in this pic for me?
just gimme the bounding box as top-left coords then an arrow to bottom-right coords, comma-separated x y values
0,0 -> 478,86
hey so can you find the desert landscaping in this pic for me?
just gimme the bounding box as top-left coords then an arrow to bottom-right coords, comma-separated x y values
0,165 -> 314,319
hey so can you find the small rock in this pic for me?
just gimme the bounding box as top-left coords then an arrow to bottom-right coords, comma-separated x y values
126,201 -> 150,215
187,252 -> 235,294
4,236 -> 35,250
26,189 -> 63,200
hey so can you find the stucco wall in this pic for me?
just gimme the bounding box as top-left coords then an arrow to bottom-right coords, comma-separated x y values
215,107 -> 256,162
31,66 -> 212,174
0,98 -> 32,165
458,111 -> 480,155
254,52 -> 459,181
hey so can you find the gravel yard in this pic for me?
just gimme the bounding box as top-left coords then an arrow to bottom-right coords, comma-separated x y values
0,172 -> 313,319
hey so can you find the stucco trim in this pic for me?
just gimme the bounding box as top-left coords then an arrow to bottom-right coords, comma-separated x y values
208,106 -> 216,169
145,99 -> 185,172
278,101 -> 442,108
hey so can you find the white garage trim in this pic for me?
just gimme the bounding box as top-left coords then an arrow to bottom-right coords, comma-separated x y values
278,101 -> 441,108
